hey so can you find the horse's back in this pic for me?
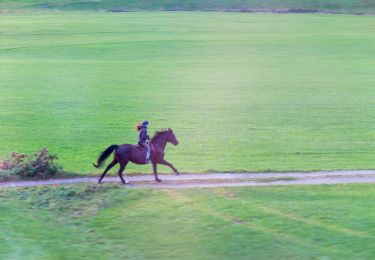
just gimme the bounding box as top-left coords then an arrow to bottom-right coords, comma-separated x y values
116,143 -> 135,153
115,144 -> 145,164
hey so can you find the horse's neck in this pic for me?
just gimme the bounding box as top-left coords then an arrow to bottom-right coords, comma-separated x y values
151,136 -> 167,150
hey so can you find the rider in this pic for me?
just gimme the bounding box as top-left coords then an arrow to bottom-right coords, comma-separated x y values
137,120 -> 151,163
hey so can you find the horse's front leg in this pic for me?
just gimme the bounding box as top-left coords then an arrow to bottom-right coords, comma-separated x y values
159,159 -> 179,175
152,162 -> 162,182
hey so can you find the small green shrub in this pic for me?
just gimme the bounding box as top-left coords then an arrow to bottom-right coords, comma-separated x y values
0,148 -> 62,180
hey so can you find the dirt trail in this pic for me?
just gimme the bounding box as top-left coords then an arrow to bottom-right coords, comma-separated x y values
1,170 -> 375,189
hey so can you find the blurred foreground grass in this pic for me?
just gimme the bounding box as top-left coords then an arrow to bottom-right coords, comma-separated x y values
1,184 -> 374,259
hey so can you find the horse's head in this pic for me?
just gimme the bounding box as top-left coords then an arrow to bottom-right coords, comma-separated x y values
151,128 -> 179,146
167,128 -> 179,146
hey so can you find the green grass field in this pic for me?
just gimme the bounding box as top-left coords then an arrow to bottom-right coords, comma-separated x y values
1,0 -> 375,13
1,184 -> 374,259
1,12 -> 374,174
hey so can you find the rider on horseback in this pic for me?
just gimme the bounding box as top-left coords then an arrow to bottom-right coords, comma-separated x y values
137,120 -> 151,163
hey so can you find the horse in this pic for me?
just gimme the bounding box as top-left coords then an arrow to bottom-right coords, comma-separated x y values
93,128 -> 179,184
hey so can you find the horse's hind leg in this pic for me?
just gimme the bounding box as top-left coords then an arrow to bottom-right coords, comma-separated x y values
98,159 -> 118,184
118,161 -> 129,185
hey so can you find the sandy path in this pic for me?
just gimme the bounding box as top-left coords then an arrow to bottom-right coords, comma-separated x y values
1,170 -> 375,188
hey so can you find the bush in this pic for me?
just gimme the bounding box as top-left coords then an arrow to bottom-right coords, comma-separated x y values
0,148 -> 62,180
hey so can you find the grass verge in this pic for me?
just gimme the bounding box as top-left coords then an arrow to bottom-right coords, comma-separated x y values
1,183 -> 374,259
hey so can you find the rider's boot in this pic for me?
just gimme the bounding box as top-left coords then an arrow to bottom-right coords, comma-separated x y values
145,150 -> 151,164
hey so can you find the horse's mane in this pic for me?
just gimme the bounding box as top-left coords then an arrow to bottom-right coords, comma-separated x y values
151,128 -> 172,142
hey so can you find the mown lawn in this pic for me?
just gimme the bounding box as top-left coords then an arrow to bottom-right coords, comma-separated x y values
0,12 -> 374,174
0,184 -> 374,259
1,0 -> 374,13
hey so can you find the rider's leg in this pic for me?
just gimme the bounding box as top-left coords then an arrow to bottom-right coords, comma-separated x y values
146,143 -> 150,161
140,142 -> 150,163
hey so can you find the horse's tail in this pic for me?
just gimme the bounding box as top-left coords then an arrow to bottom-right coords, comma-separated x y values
93,144 -> 119,168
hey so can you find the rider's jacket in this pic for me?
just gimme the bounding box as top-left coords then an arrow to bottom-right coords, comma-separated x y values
138,127 -> 149,146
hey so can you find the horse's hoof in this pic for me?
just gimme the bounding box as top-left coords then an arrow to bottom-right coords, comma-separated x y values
98,180 -> 102,184
156,178 -> 162,183
176,172 -> 180,176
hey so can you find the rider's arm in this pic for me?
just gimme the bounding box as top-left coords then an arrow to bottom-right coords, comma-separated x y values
144,130 -> 150,140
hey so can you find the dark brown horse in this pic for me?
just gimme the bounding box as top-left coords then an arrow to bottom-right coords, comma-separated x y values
93,128 -> 179,184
